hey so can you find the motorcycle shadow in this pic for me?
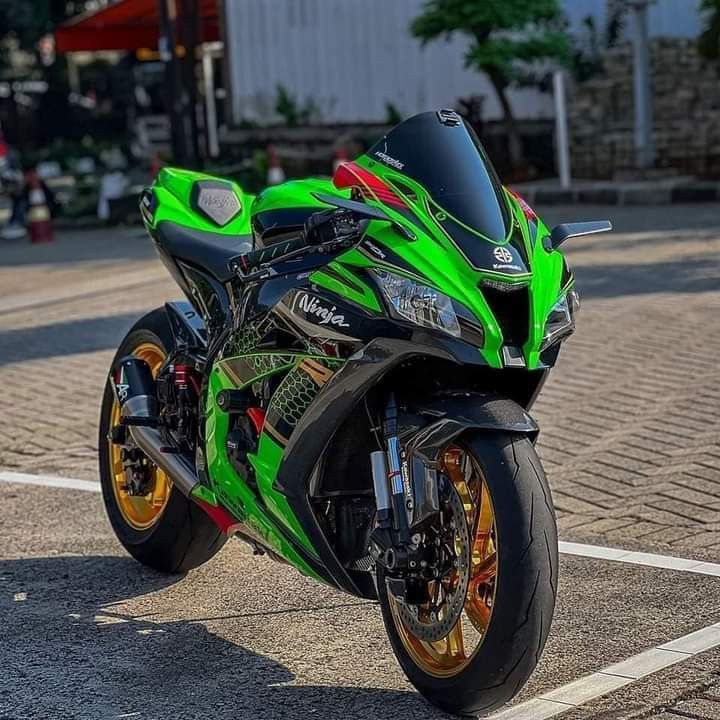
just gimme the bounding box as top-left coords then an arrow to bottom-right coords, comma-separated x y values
1,555 -> 458,720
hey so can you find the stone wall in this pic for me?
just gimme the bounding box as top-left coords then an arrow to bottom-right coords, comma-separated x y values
569,39 -> 720,179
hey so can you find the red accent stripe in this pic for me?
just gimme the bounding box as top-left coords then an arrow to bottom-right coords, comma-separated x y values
174,364 -> 189,389
247,407 -> 266,435
194,498 -> 239,535
507,187 -> 537,221
333,161 -> 407,208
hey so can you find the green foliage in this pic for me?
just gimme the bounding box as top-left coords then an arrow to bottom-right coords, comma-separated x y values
274,84 -> 321,127
384,101 -> 403,126
0,0 -> 96,50
699,0 -> 720,62
410,0 -> 570,84
571,0 -> 628,82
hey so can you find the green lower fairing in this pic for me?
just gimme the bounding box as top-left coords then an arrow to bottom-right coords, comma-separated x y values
205,353 -> 345,582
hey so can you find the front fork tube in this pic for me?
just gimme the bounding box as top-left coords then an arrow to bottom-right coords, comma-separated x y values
369,394 -> 411,553
386,435 -> 411,544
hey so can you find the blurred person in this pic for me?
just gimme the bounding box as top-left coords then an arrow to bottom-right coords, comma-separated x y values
1,163 -> 58,242
24,164 -> 57,243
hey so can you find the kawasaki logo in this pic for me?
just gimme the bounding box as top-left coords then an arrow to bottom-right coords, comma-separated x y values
296,292 -> 350,328
373,151 -> 405,170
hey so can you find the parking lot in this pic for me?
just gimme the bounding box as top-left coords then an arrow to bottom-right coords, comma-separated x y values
1,204 -> 720,719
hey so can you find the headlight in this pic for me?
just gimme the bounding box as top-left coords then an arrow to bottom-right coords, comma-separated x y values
372,269 -> 461,337
541,289 -> 579,349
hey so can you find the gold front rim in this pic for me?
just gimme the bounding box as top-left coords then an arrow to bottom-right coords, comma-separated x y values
389,445 -> 498,678
109,342 -> 171,530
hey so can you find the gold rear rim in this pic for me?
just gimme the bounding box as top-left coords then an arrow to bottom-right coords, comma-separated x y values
109,342 -> 171,530
389,445 -> 498,678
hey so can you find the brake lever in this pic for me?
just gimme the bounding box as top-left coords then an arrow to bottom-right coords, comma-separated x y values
312,192 -> 415,241
234,222 -> 366,284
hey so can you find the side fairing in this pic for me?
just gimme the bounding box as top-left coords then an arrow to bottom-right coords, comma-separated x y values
205,301 -> 350,585
197,166 -> 569,590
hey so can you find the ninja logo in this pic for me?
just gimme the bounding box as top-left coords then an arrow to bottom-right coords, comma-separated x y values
296,292 -> 350,328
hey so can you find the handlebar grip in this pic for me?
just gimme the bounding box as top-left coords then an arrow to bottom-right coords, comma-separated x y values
236,234 -> 308,272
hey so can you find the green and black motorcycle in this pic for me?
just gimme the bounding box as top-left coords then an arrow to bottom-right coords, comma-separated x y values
99,110 -> 610,715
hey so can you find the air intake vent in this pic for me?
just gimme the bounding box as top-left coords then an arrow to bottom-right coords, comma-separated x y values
481,283 -> 530,347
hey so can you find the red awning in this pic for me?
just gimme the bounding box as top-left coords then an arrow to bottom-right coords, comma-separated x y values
55,0 -> 220,53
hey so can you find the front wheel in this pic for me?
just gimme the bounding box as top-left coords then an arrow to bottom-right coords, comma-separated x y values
377,432 -> 558,716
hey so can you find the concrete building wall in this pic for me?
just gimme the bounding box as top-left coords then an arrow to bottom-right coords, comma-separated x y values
564,0 -> 702,39
569,38 -> 720,178
223,0 -> 553,125
222,0 -> 704,126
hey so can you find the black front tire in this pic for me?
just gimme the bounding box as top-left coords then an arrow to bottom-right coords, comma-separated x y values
377,431 -> 558,717
98,308 -> 226,574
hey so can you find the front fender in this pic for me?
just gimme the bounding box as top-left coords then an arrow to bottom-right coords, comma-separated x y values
405,393 -> 539,465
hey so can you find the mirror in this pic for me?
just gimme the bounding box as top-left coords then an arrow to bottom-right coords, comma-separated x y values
545,221 -> 612,251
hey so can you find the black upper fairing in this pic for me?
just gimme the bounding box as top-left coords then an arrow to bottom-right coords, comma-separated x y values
367,111 -> 511,245
438,215 -> 529,274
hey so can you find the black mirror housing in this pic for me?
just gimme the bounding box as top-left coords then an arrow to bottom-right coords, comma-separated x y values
545,221 -> 613,251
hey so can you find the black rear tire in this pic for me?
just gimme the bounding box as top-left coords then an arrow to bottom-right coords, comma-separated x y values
98,308 -> 226,574
377,431 -> 558,716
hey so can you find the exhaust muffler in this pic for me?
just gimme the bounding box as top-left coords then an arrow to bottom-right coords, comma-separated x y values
111,356 -> 198,498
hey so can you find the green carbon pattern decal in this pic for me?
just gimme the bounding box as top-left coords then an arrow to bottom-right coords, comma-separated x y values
263,357 -> 344,447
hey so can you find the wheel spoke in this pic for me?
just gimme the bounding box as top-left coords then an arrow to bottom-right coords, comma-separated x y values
446,621 -> 465,658
472,552 -> 497,583
390,444 -> 498,678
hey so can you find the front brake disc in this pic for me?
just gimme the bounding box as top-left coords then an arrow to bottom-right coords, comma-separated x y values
394,482 -> 471,642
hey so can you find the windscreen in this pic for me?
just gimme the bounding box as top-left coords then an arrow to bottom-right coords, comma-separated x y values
366,111 -> 510,244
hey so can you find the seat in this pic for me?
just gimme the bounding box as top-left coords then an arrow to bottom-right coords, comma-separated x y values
154,221 -> 253,282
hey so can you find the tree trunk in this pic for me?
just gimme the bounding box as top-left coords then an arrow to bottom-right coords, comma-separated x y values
487,70 -> 523,171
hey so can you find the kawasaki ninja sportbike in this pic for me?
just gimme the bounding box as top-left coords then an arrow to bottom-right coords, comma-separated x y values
99,110 -> 610,715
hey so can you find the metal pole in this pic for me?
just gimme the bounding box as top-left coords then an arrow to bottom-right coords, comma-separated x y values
553,70 -> 571,190
202,46 -> 220,158
157,0 -> 187,165
630,0 -> 655,170
66,54 -> 80,94
179,0 -> 201,166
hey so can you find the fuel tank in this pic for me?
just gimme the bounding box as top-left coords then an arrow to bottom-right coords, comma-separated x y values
250,177 -> 342,246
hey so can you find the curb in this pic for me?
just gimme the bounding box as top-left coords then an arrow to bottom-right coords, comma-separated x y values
54,216 -> 143,231
518,184 -> 720,206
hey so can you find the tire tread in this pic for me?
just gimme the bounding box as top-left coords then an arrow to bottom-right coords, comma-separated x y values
376,431 -> 558,716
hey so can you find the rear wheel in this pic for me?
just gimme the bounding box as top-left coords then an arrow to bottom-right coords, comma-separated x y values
377,432 -> 557,716
98,308 -> 226,574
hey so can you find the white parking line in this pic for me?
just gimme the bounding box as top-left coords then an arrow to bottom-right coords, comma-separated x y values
2,468 -> 720,717
558,540 -> 720,577
3,470 -> 720,577
0,471 -> 101,493
489,623 -> 720,720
